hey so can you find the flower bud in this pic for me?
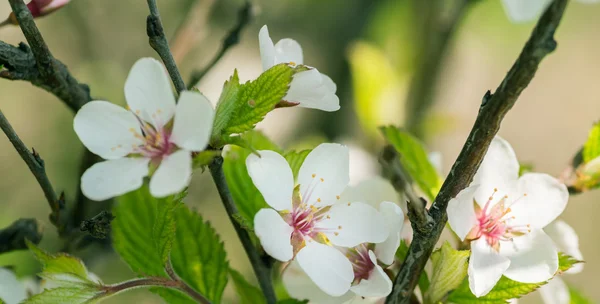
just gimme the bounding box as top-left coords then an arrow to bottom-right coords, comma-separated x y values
2,0 -> 70,26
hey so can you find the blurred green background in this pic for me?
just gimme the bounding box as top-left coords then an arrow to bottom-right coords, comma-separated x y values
1,0 -> 599,302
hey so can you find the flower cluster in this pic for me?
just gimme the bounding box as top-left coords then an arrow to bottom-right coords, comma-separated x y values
448,137 -> 569,297
248,144 -> 404,300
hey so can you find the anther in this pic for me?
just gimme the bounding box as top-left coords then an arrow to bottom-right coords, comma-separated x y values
334,232 -> 339,236
320,178 -> 324,182
312,174 -> 316,178
336,195 -> 340,200
317,198 -> 321,203
338,225 -> 342,229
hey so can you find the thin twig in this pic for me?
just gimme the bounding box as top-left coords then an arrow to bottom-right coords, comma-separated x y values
187,1 -> 252,89
405,0 -> 473,138
165,259 -> 211,304
386,0 -> 569,303
170,0 -> 216,65
0,218 -> 42,254
0,110 -> 63,230
146,0 -> 186,94
209,157 -> 277,303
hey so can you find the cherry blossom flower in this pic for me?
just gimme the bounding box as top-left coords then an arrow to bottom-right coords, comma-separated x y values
3,0 -> 70,26
248,144 -> 388,296
281,177 -> 404,302
447,137 -> 568,297
74,58 -> 214,200
258,25 -> 340,112
501,0 -> 598,23
0,268 -> 28,304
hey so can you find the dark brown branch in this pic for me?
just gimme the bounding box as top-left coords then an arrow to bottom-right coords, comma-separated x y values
187,1 -> 252,89
405,0 -> 473,138
0,110 -> 64,231
0,218 -> 42,254
386,0 -> 569,303
6,0 -> 91,112
146,0 -> 186,94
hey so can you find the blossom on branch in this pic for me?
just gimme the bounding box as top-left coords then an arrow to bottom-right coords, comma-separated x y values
4,0 -> 70,26
247,144 -> 388,296
447,137 -> 568,297
258,25 -> 340,112
73,58 -> 214,200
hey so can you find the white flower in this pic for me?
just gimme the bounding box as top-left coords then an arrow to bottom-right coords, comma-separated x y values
282,178 -> 404,302
501,0 -> 598,23
0,268 -> 28,304
447,136 -> 568,297
248,144 -> 388,296
74,58 -> 214,200
258,25 -> 340,112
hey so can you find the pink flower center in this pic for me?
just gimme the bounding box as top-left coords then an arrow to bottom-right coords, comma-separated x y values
346,244 -> 375,283
467,189 -> 530,251
126,111 -> 175,161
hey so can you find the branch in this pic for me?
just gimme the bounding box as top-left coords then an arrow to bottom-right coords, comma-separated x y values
142,2 -> 276,301
405,0 -> 473,138
386,0 -> 569,302
0,218 -> 42,254
187,1 -> 252,89
380,145 -> 432,231
0,110 -> 64,230
209,157 -> 277,303
146,0 -> 186,94
6,0 -> 91,112
165,259 -> 211,304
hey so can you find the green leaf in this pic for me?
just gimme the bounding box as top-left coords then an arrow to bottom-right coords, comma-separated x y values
395,239 -> 410,261
169,206 -> 229,303
26,240 -> 100,287
112,187 -> 228,303
424,242 -> 469,304
211,64 -> 306,145
150,288 -> 195,304
223,131 -> 281,228
24,287 -> 102,304
447,253 -> 581,303
569,285 -> 593,304
192,150 -> 222,169
380,126 -> 442,200
277,300 -> 309,304
284,149 -> 311,179
583,122 -> 600,163
230,269 -> 266,304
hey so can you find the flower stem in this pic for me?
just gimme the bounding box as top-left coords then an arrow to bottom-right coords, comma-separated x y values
386,0 -> 571,303
165,259 -> 212,304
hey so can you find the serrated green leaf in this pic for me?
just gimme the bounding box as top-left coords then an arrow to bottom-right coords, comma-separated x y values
277,299 -> 309,304
211,64 -> 305,145
569,285 -> 593,304
170,206 -> 229,303
24,287 -> 102,304
284,149 -> 311,179
150,288 -> 195,304
230,269 -> 266,304
447,253 -> 581,303
26,240 -> 100,287
380,126 -> 442,200
424,242 -> 469,304
153,192 -> 183,265
583,122 -> 600,163
223,131 -> 281,228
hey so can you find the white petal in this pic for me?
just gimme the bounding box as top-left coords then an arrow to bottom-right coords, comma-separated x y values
447,185 -> 479,241
282,260 -> 353,304
258,25 -> 276,71
149,150 -> 192,197
375,202 -> 404,265
81,158 -> 150,201
350,251 -> 392,297
468,238 -> 511,297
320,202 -> 388,247
510,173 -> 568,229
501,230 -> 558,283
73,100 -> 143,160
296,241 -> 354,297
298,143 -> 349,207
539,277 -> 570,304
125,58 -> 176,129
254,208 -> 294,261
339,177 -> 398,210
501,0 -> 551,23
544,220 -> 583,273
284,69 -> 340,112
246,150 -> 294,211
274,38 -> 304,65
472,136 -> 519,190
170,91 -> 214,151
0,268 -> 27,304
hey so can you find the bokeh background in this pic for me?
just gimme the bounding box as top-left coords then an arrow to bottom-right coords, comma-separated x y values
0,0 -> 599,303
